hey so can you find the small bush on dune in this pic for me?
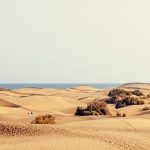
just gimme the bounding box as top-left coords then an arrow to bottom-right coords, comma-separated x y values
31,114 -> 56,124
142,106 -> 150,111
122,113 -> 127,117
147,94 -> 150,98
116,112 -> 122,117
116,112 -> 127,117
75,101 -> 110,116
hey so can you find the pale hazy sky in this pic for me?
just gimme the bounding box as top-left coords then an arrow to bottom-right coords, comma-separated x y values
0,0 -> 150,83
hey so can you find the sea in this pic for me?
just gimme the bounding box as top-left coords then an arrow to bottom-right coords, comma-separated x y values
0,83 -> 122,90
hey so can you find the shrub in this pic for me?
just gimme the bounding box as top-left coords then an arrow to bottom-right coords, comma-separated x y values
75,101 -> 110,116
108,89 -> 145,98
91,110 -> 99,115
75,106 -> 84,116
87,101 -> 110,115
116,112 -> 122,117
31,114 -> 56,124
82,111 -> 92,116
115,97 -> 144,109
116,112 -> 127,117
106,96 -> 122,104
108,89 -> 132,97
122,113 -> 127,117
132,90 -> 144,96
147,94 -> 150,98
115,102 -> 126,109
142,106 -> 150,111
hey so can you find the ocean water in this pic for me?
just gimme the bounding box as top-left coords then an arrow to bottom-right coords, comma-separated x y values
0,83 -> 122,89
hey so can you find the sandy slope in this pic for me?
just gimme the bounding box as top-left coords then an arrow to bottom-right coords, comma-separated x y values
0,83 -> 149,150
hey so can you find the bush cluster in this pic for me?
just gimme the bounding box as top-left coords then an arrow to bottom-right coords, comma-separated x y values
115,97 -> 144,109
116,112 -> 127,117
142,106 -> 150,111
108,89 -> 145,97
31,114 -> 56,124
75,101 -> 110,116
132,90 -> 144,96
107,89 -> 145,109
108,89 -> 132,97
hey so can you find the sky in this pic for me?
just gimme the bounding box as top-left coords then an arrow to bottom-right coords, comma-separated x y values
0,0 -> 150,83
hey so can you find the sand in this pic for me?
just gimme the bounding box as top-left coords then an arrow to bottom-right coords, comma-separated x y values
0,83 -> 150,150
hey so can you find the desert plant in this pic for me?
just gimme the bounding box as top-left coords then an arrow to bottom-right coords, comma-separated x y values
116,112 -> 122,117
132,90 -> 144,96
75,101 -> 110,116
106,96 -> 122,104
31,114 -> 56,124
115,97 -> 144,109
75,106 -> 84,116
91,110 -> 99,115
147,94 -> 150,98
87,101 -> 110,115
108,89 -> 132,97
142,106 -> 150,111
122,113 -> 127,117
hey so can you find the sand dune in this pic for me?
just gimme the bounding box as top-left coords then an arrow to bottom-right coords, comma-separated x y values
0,83 -> 150,150
0,99 -> 20,108
0,118 -> 149,150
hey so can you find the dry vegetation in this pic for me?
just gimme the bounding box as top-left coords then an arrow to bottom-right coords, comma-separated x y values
107,89 -> 145,109
31,114 -> 56,124
142,106 -> 150,111
75,101 -> 110,116
115,97 -> 144,109
116,112 -> 127,117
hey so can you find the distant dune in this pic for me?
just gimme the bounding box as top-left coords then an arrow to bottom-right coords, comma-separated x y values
121,82 -> 150,90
